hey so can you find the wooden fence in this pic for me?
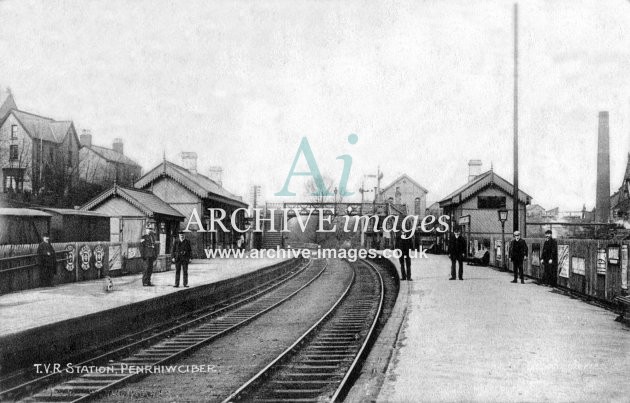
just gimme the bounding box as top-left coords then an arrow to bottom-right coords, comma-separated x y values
0,241 -> 167,294
468,236 -> 629,303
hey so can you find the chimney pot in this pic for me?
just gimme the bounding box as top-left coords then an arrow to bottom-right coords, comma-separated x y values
208,166 -> 223,186
179,152 -> 198,175
112,138 -> 124,154
80,130 -> 93,148
468,159 -> 482,182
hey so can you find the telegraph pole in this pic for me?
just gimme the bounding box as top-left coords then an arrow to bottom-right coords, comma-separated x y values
513,3 -> 520,232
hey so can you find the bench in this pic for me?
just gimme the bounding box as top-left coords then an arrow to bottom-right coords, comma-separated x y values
614,295 -> 630,321
467,250 -> 490,266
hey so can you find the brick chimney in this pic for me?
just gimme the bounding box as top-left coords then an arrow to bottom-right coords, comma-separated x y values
208,166 -> 223,186
79,129 -> 92,148
595,111 -> 610,223
112,138 -> 124,155
180,152 -> 198,175
468,159 -> 482,182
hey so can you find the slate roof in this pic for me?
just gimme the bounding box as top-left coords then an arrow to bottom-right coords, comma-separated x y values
36,208 -> 110,217
9,109 -> 74,144
134,160 -> 247,208
381,174 -> 429,194
439,170 -> 531,207
87,145 -> 141,167
81,184 -> 184,219
0,90 -> 17,119
0,208 -> 52,217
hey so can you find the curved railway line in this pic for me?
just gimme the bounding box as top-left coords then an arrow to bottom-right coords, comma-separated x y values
6,257 -> 398,403
3,258 -> 320,402
223,258 -> 385,402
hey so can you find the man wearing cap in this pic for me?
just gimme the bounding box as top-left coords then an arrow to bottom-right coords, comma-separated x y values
509,231 -> 528,284
448,227 -> 467,280
396,229 -> 414,281
37,234 -> 56,287
171,232 -> 192,287
540,229 -> 558,287
140,226 -> 157,286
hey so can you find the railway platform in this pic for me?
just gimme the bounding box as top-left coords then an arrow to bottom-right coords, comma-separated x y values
359,254 -> 630,402
0,256 -> 292,374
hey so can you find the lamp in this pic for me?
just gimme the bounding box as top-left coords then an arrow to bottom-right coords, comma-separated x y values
498,209 -> 508,223
497,208 -> 508,270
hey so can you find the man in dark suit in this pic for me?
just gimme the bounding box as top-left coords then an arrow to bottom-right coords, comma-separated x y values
540,230 -> 558,287
509,230 -> 528,284
171,231 -> 192,287
397,229 -> 414,281
140,226 -> 157,286
449,227 -> 467,280
37,234 -> 56,287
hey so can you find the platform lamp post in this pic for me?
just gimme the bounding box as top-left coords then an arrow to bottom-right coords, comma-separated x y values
498,208 -> 508,270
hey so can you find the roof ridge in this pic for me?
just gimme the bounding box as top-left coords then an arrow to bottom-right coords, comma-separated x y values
116,186 -> 152,216
12,108 -> 55,121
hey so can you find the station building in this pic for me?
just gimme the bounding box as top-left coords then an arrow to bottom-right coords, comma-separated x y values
439,165 -> 531,256
133,154 -> 248,258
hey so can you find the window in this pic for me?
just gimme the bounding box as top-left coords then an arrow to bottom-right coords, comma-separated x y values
3,168 -> 24,192
477,196 -> 506,209
9,145 -> 18,161
414,197 -> 422,215
68,150 -> 73,167
10,125 -> 17,139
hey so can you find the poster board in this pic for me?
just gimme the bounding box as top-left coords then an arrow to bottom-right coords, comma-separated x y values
622,245 -> 628,290
558,244 -> 569,278
531,243 -> 540,267
572,257 -> 585,276
596,248 -> 607,275
607,245 -> 619,265
495,239 -> 502,261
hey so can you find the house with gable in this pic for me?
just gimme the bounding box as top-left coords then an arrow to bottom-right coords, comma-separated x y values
78,130 -> 142,187
380,174 -> 429,218
0,107 -> 79,199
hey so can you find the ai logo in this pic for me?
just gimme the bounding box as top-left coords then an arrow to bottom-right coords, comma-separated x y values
275,134 -> 358,197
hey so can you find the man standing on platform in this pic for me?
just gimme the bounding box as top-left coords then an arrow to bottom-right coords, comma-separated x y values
397,230 -> 414,281
509,231 -> 528,284
140,225 -> 157,286
540,230 -> 558,287
449,227 -> 467,280
171,231 -> 192,288
37,234 -> 56,287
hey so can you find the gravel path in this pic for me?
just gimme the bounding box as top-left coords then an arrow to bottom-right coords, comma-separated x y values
96,259 -> 354,403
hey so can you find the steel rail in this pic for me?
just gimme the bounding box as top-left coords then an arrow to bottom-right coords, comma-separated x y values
222,258 -> 384,403
3,258 -> 309,401
23,259 -> 328,403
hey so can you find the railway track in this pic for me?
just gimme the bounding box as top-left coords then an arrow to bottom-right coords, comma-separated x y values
4,258 -> 326,403
222,258 -> 384,402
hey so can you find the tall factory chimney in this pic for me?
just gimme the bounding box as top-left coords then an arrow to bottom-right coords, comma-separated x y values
595,111 -> 610,223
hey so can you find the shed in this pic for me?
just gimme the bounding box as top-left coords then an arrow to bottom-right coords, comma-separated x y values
0,208 -> 51,245
80,184 -> 185,254
35,208 -> 110,242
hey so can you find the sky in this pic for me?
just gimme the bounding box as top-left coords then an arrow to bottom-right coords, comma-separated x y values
0,0 -> 629,210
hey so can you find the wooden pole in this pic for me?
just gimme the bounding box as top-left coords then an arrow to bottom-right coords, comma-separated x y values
513,3 -> 520,232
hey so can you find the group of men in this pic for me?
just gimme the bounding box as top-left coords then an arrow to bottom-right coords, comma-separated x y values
447,227 -> 558,285
140,226 -> 192,287
396,226 -> 559,285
